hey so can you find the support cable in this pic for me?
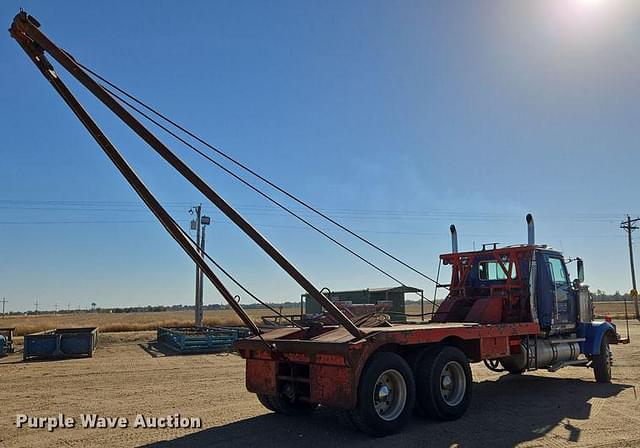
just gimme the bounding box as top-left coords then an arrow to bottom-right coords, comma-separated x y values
99,81 -> 434,303
75,60 -> 443,289
175,219 -> 304,330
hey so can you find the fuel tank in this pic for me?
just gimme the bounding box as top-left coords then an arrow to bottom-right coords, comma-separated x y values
500,338 -> 580,371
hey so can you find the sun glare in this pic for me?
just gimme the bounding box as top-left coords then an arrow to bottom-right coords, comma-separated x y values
578,0 -> 608,10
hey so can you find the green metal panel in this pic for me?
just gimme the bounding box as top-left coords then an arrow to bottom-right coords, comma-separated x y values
303,286 -> 419,322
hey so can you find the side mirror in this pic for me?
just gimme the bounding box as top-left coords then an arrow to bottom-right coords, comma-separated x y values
577,258 -> 585,283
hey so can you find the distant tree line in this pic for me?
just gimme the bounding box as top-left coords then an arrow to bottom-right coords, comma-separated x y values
5,290 -> 633,316
108,301 -> 302,313
591,290 -> 635,302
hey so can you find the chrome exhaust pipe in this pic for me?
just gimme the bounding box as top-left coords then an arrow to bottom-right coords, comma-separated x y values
450,224 -> 458,253
526,213 -> 535,245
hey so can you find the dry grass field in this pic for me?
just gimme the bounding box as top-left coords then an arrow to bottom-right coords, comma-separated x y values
0,301 -> 632,336
1,320 -> 639,447
0,308 -> 280,336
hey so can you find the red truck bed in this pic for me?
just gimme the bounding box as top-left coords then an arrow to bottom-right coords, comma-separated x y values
236,321 -> 539,409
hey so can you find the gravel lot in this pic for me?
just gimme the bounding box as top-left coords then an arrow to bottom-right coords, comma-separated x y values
1,323 -> 639,448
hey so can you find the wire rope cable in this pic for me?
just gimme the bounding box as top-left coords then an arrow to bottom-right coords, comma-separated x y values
173,218 -> 304,330
74,59 -> 443,290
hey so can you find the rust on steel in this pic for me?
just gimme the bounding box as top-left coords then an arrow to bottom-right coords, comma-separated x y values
9,12 -> 262,335
10,11 -> 363,339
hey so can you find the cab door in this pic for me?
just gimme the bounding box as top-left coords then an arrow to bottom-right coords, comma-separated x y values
546,256 -> 574,328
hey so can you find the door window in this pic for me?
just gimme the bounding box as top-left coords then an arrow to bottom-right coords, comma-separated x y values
548,258 -> 568,285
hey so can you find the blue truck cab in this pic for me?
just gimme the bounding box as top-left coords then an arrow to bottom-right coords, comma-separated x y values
443,214 -> 628,382
533,247 -> 618,353
498,216 -> 627,382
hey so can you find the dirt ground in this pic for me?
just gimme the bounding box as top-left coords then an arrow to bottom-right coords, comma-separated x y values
1,323 -> 639,448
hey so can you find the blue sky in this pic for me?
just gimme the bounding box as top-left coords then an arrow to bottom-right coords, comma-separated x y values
1,1 -> 638,312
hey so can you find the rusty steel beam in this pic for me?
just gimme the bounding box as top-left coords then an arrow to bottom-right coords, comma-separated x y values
10,12 -> 363,339
10,12 -> 261,336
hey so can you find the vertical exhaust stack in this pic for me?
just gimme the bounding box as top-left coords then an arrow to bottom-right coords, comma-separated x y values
450,224 -> 458,253
526,213 -> 535,245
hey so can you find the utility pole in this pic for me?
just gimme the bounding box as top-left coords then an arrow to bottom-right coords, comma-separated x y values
54,303 -> 58,314
190,205 -> 203,326
621,215 -> 640,320
34,299 -> 39,315
1,297 -> 6,318
198,215 -> 211,326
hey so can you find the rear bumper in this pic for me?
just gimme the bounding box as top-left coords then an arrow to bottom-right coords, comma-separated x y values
237,332 -> 362,409
245,357 -> 357,409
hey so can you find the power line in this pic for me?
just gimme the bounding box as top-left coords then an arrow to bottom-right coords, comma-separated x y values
0,200 -> 636,224
0,219 -> 188,224
0,218 -> 629,243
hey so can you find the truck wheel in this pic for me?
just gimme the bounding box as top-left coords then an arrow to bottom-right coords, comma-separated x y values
416,346 -> 472,420
592,337 -> 612,383
257,393 -> 316,415
349,352 -> 415,436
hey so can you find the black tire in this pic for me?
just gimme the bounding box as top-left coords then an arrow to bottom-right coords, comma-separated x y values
256,393 -> 276,412
410,346 -> 440,418
348,352 -> 416,437
593,336 -> 612,383
415,345 -> 473,420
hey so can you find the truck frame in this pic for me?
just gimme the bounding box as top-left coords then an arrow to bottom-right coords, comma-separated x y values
10,11 -> 629,437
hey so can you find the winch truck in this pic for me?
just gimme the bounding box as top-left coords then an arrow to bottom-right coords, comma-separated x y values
10,11 -> 629,437
236,215 -> 627,435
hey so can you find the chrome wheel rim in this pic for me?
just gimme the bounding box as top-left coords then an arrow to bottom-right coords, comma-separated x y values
440,361 -> 466,406
373,369 -> 407,421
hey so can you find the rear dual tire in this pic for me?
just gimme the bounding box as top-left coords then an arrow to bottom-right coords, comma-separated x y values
258,346 -> 473,436
349,346 -> 473,436
348,352 -> 416,437
415,346 -> 473,420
